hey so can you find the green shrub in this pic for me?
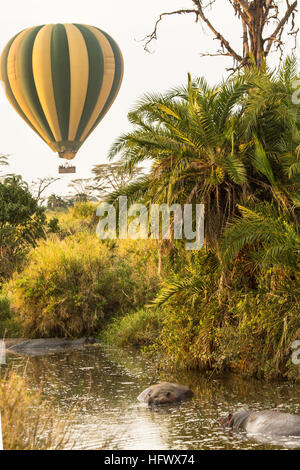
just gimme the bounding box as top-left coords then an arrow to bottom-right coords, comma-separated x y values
0,293 -> 20,337
0,176 -> 46,283
7,234 -> 159,338
71,201 -> 97,222
101,308 -> 162,348
46,203 -> 98,238
47,217 -> 60,234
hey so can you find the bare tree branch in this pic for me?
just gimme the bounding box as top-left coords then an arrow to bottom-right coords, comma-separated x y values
142,1 -> 298,69
30,177 -> 60,204
233,0 -> 253,19
192,0 -> 243,62
199,52 -> 233,57
141,9 -> 199,52
265,1 -> 297,55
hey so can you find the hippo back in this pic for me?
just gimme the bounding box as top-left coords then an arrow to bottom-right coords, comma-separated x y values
137,382 -> 193,405
245,411 -> 300,436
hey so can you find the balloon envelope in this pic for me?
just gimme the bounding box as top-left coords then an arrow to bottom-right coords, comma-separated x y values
0,24 -> 123,160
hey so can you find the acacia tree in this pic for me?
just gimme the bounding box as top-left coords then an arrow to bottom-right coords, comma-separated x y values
144,0 -> 298,69
68,178 -> 96,202
91,162 -> 144,199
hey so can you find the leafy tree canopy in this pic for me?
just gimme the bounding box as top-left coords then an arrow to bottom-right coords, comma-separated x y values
0,176 -> 46,282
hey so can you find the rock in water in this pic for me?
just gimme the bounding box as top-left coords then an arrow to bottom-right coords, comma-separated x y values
138,382 -> 193,405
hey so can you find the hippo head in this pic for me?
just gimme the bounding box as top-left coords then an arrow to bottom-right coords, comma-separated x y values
219,413 -> 233,427
219,410 -> 250,430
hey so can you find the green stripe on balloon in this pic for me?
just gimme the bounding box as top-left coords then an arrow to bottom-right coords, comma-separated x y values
18,26 -> 55,142
51,24 -> 71,141
86,28 -> 123,138
73,24 -> 105,141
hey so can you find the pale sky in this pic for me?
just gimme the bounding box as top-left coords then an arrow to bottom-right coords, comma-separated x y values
0,0 -> 298,197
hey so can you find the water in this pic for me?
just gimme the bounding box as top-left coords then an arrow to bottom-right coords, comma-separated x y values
6,345 -> 300,450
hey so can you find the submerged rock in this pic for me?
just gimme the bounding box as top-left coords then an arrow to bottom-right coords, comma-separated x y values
138,382 -> 193,406
5,337 -> 95,356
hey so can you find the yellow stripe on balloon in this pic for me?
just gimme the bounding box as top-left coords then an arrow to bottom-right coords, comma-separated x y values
64,24 -> 89,141
79,25 -> 115,142
6,28 -> 53,146
0,35 -> 42,142
32,24 -> 62,141
84,38 -> 124,142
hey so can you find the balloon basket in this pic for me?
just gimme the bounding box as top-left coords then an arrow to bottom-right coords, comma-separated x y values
58,164 -> 76,174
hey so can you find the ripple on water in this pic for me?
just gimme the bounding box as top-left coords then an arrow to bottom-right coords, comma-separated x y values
6,345 -> 300,450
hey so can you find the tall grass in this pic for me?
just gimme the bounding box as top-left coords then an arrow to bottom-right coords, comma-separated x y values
0,368 -> 71,450
101,308 -> 163,348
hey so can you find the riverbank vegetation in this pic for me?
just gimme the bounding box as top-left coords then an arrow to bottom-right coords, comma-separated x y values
0,58 -> 299,381
6,234 -> 159,338
101,58 -> 300,380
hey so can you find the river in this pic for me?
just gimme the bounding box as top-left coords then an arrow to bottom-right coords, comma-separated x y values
7,344 -> 300,450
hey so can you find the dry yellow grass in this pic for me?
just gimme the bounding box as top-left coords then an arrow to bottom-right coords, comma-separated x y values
0,367 -> 72,450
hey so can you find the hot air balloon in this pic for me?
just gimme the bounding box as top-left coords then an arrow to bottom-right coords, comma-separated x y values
0,24 -> 123,173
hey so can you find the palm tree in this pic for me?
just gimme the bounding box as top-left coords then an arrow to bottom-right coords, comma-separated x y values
241,57 -> 300,219
114,61 -> 300,291
218,58 -> 300,283
0,155 -> 9,177
108,73 -> 252,255
107,58 -> 300,283
47,194 -> 68,210
222,203 -> 300,273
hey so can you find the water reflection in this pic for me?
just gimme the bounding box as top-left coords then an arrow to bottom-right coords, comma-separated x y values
7,345 -> 300,450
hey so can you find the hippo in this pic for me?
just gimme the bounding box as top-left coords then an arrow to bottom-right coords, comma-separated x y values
5,337 -> 96,357
220,409 -> 300,437
137,382 -> 193,406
